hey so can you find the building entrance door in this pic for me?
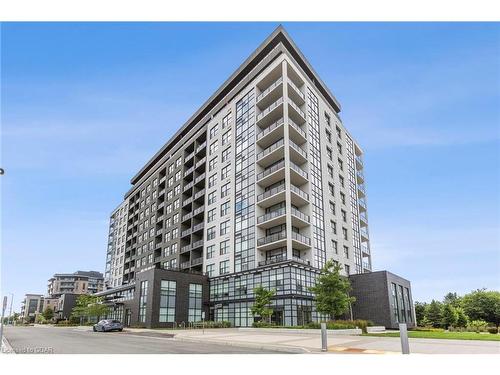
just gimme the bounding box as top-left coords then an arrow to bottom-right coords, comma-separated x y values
125,309 -> 131,327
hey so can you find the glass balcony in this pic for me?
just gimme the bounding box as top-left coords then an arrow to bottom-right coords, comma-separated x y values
256,117 -> 284,144
256,97 -> 284,124
291,232 -> 311,249
256,77 -> 283,103
256,138 -> 285,166
256,160 -> 285,183
257,231 -> 287,247
257,207 -> 286,226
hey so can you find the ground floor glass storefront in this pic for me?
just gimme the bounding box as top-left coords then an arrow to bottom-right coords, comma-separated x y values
209,261 -> 326,327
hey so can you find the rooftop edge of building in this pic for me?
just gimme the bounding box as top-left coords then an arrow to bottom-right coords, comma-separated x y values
127,25 -> 343,191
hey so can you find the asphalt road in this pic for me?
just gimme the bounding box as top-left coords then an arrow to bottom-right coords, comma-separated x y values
3,326 -> 286,354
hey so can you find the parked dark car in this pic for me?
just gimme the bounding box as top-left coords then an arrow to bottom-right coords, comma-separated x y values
93,319 -> 124,332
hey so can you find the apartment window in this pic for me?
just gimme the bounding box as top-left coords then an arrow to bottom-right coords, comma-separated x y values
343,246 -> 349,259
209,157 -> 218,172
207,208 -> 216,223
222,112 -> 231,129
221,182 -> 230,198
332,240 -> 338,254
222,130 -> 232,146
340,191 -> 346,205
338,158 -> 343,171
166,190 -> 172,201
329,201 -> 336,215
325,113 -> 331,127
328,183 -> 335,196
147,253 -> 153,264
209,141 -> 218,155
176,157 -> 182,168
174,185 -> 181,195
342,227 -> 348,240
168,164 -> 174,174
219,260 -> 229,275
159,280 -> 176,323
344,264 -> 350,275
331,220 -> 337,235
170,259 -> 177,269
171,243 -> 178,254
167,177 -> 173,187
173,213 -> 179,224
207,226 -> 216,240
148,240 -> 154,250
209,124 -> 218,139
208,174 -> 217,188
221,148 -> 231,163
188,284 -> 203,322
206,264 -> 215,277
173,199 -> 180,210
220,220 -> 230,235
175,170 -> 181,181
324,165 -> 336,181
172,228 -> 178,238
165,231 -> 171,242
220,201 -> 230,216
208,191 -> 217,205
337,142 -> 343,155
206,245 -> 215,259
326,130 -> 332,143
220,240 -> 229,255
339,175 -> 345,188
138,280 -> 148,323
341,209 -> 347,222
336,126 -> 342,139
326,147 -> 332,161
221,165 -> 230,180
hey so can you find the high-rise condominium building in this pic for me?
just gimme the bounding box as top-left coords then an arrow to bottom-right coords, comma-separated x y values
105,201 -> 129,288
100,27 -> 413,328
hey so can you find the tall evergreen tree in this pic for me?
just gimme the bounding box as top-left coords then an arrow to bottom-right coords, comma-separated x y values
425,300 -> 443,328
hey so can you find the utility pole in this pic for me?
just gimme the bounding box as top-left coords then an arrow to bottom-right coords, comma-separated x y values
8,294 -> 13,325
1,296 -> 8,350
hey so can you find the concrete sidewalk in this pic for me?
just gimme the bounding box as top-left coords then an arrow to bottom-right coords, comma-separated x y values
151,328 -> 500,354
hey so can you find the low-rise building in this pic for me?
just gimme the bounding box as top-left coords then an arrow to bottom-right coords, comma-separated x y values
20,294 -> 44,323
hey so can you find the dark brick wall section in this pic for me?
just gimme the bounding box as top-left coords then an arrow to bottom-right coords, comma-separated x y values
349,270 -> 414,329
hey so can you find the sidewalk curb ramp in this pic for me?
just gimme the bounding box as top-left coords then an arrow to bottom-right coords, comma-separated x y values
1,336 -> 15,354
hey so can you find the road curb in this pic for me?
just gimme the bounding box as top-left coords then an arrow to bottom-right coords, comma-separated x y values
173,335 -> 311,353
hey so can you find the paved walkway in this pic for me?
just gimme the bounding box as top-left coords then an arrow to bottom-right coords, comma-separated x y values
143,328 -> 500,354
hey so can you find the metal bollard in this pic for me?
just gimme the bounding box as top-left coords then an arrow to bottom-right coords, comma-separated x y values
321,322 -> 327,352
399,323 -> 410,354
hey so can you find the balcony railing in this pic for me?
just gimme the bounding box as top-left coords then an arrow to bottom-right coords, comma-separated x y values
287,78 -> 305,100
257,231 -> 287,246
288,98 -> 306,120
256,97 -> 283,122
256,118 -> 284,141
193,206 -> 205,216
195,173 -> 206,184
183,197 -> 193,206
257,77 -> 283,102
256,160 -> 285,182
256,138 -> 284,161
257,183 -> 286,202
291,232 -> 311,245
290,161 -> 308,179
358,184 -> 366,194
192,223 -> 204,232
196,141 -> 207,153
184,167 -> 194,177
360,227 -> 369,239
191,240 -> 204,249
288,118 -> 307,140
257,207 -> 286,224
290,184 -> 309,201
196,157 -> 206,168
181,228 -> 191,237
181,261 -> 191,269
183,182 -> 194,192
191,257 -> 203,266
194,189 -> 205,200
185,151 -> 195,161
258,256 -> 287,267
289,139 -> 307,159
358,198 -> 367,209
290,207 -> 310,223
182,212 -> 192,222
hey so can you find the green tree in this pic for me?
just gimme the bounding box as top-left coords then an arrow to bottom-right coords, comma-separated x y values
414,302 -> 427,326
251,286 -> 275,323
455,307 -> 469,328
42,307 -> 54,321
443,292 -> 462,308
441,304 -> 458,329
425,300 -> 443,328
462,289 -> 500,328
71,295 -> 108,323
309,260 -> 355,320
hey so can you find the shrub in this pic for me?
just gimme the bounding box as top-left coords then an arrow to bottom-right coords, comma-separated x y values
202,320 -> 231,328
411,326 -> 445,332
306,320 -> 372,333
467,320 -> 489,332
487,327 -> 498,334
252,321 -> 277,328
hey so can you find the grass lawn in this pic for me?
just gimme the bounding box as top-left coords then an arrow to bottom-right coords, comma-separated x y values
364,331 -> 500,341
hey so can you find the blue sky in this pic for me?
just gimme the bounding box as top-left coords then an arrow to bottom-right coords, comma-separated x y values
1,22 -> 499,311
